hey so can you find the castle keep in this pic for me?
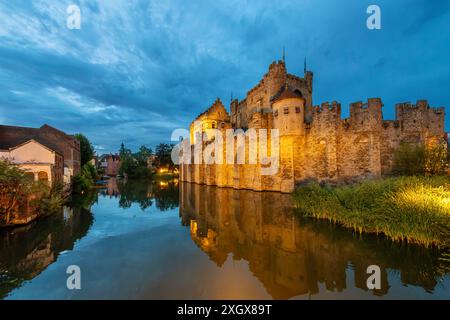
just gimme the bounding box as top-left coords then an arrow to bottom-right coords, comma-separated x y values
180,61 -> 446,192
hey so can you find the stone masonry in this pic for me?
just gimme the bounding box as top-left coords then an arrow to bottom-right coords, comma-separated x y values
180,61 -> 446,192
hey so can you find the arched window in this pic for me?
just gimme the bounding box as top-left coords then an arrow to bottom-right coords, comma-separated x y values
38,171 -> 48,181
25,172 -> 35,181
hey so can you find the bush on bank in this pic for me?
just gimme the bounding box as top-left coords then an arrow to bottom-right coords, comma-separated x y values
72,163 -> 98,194
293,176 -> 450,248
392,142 -> 449,176
0,160 -> 65,226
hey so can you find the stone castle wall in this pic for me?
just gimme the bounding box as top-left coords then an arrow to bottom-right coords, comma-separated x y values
180,62 -> 446,193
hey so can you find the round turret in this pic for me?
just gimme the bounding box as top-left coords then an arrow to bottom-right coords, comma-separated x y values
271,84 -> 305,135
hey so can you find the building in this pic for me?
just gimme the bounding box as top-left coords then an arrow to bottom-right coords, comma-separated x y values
99,154 -> 121,176
0,139 -> 64,185
0,124 -> 80,184
180,60 -> 446,192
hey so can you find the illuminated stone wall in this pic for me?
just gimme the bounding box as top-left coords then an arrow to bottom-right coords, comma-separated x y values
180,63 -> 446,192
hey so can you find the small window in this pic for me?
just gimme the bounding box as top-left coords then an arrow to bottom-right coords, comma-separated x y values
212,122 -> 216,129
274,110 -> 278,117
38,171 -> 48,181
295,107 -> 301,113
284,107 -> 289,114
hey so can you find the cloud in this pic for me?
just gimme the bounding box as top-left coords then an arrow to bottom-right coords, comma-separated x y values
0,0 -> 449,153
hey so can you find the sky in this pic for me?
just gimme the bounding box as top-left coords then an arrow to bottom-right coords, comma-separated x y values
0,0 -> 449,154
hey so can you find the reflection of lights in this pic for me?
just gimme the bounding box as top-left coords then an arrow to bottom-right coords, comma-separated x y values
190,220 -> 198,234
159,181 -> 168,187
159,168 -> 168,173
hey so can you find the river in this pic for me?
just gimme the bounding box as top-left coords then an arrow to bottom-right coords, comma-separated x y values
1,179 -> 449,299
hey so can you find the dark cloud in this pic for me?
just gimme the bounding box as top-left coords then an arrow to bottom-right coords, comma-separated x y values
0,0 -> 449,153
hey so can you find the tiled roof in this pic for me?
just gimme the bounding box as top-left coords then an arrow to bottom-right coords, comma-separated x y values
0,124 -> 74,154
271,84 -> 303,103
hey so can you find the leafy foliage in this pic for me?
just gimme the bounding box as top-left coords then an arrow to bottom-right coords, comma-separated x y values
75,133 -> 94,167
0,161 -> 34,224
119,143 -> 153,179
154,143 -> 175,170
293,176 -> 450,248
393,142 -> 448,176
72,163 -> 98,194
0,161 -> 65,225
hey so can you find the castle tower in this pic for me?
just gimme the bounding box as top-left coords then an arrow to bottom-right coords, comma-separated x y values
271,84 -> 305,136
270,84 -> 306,193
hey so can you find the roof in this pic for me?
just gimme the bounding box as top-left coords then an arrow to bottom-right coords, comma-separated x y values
9,139 -> 62,156
193,98 -> 230,122
271,84 -> 304,103
0,124 -> 76,154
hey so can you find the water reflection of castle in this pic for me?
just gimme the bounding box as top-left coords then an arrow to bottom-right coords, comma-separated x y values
179,183 -> 449,299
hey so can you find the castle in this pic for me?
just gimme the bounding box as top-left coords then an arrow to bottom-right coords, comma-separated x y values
180,60 -> 446,193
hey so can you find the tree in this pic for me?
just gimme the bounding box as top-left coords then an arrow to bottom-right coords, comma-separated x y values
393,142 -> 449,176
155,143 -> 175,169
118,144 -> 153,179
119,143 -> 136,177
135,145 -> 153,167
75,134 -> 94,166
72,163 -> 98,194
392,143 -> 426,176
0,161 -> 33,224
425,142 -> 449,175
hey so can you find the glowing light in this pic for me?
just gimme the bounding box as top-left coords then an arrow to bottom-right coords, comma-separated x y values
159,181 -> 168,187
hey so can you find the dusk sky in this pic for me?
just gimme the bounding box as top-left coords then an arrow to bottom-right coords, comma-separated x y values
0,0 -> 449,154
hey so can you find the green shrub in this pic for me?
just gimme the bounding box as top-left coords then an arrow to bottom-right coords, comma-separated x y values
393,142 -> 448,176
82,162 -> 98,181
32,181 -> 66,217
0,161 -> 65,223
0,160 -> 34,224
72,163 -> 98,194
72,174 -> 93,194
293,176 -> 450,248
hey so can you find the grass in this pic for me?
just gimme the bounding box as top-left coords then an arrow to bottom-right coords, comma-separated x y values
293,176 -> 450,248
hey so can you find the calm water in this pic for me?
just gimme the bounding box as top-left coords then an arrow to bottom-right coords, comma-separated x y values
1,179 -> 449,300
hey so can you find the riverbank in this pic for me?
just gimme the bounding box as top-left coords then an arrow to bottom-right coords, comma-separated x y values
293,176 -> 450,248
0,161 -> 68,229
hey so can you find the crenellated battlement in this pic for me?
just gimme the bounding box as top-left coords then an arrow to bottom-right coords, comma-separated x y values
313,101 -> 341,114
393,100 -> 445,133
306,97 -> 445,135
396,100 -> 444,117
181,62 -> 446,193
350,98 -> 382,115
